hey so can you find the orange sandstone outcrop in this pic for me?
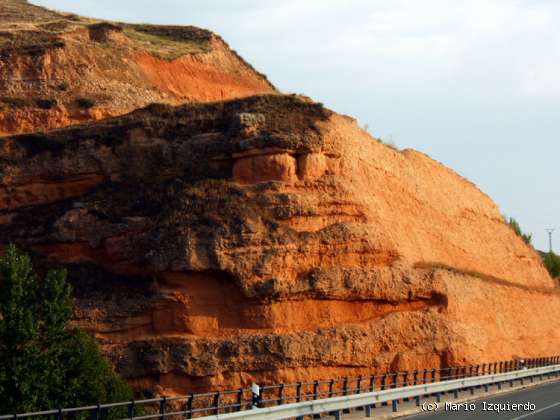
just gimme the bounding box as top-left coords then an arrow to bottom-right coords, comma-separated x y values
1,95 -> 559,396
0,0 -> 275,136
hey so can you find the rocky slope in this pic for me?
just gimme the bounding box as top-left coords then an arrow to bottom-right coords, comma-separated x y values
1,93 -> 559,396
0,0 -> 275,135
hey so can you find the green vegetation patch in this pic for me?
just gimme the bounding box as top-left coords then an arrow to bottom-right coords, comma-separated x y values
540,251 -> 560,279
38,20 -> 73,33
0,245 -> 134,415
508,217 -> 533,246
0,31 -> 65,56
123,24 -> 212,59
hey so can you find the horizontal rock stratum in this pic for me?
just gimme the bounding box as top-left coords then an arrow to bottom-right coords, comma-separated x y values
1,0 -> 559,398
1,94 -> 559,396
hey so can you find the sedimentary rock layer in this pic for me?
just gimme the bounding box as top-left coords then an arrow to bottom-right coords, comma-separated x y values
0,0 -> 275,135
1,94 -> 558,396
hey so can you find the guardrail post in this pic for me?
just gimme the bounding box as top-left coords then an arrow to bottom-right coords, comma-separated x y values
356,375 -> 362,394
332,410 -> 342,420
128,400 -> 135,419
391,373 -> 398,390
277,384 -> 284,406
499,361 -> 503,373
403,371 -> 409,401
57,408 -> 63,420
213,391 -> 221,415
91,403 -> 100,420
381,374 -> 387,406
365,375 -> 377,412
431,369 -> 436,383
185,394 -> 194,418
313,380 -> 319,400
328,379 -> 335,398
392,399 -> 398,413
413,370 -> 420,406
159,396 -> 166,420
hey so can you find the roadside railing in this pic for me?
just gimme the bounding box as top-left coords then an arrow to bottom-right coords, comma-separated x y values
1,356 -> 559,420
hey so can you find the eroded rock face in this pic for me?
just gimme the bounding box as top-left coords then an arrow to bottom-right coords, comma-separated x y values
1,94 -> 559,396
0,0 -> 275,136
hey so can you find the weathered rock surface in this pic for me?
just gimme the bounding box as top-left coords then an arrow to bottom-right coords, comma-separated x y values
0,0 -> 275,136
1,93 -> 559,396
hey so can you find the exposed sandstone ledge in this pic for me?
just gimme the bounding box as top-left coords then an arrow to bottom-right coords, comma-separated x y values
1,94 -> 559,397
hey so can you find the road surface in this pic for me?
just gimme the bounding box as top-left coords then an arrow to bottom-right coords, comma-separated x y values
407,380 -> 560,419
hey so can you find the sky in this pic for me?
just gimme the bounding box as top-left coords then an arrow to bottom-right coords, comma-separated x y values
32,0 -> 559,251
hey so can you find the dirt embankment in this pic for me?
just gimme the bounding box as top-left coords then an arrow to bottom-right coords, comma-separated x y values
0,0 -> 276,136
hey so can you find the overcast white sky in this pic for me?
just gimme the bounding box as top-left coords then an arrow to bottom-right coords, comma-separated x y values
33,0 -> 559,251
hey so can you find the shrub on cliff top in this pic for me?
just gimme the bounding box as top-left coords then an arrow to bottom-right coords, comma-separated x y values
508,217 -> 533,246
541,251 -> 560,279
0,245 -> 132,416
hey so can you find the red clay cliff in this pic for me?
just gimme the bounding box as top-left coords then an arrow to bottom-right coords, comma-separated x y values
0,0 -> 275,135
1,0 -> 559,397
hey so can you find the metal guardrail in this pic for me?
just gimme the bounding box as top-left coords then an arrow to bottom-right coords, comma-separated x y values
201,364 -> 560,420
1,357 -> 559,419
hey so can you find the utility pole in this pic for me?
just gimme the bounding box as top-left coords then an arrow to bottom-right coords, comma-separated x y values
545,228 -> 555,253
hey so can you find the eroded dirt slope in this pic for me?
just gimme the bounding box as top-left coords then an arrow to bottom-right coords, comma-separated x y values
0,0 -> 276,135
1,94 -> 558,396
